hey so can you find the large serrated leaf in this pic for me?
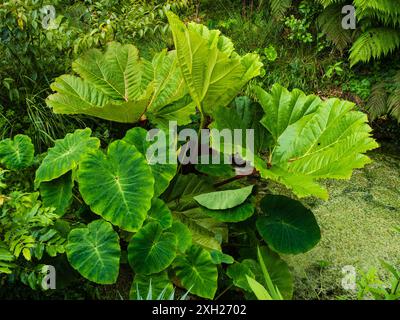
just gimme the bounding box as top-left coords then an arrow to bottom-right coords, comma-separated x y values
255,84 -> 379,199
210,96 -> 272,153
167,11 -> 262,115
47,42 -> 194,125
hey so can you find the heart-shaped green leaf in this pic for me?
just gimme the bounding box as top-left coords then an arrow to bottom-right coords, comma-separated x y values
174,245 -> 218,299
77,140 -> 154,232
169,220 -> 192,253
194,185 -> 253,210
0,134 -> 34,170
123,127 -> 176,196
128,222 -> 177,275
146,198 -> 173,230
66,220 -> 121,284
210,96 -> 272,153
256,195 -> 321,254
35,128 -> 100,187
40,172 -> 73,216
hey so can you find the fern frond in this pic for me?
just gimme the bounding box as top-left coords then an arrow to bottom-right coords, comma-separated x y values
317,3 -> 354,50
349,28 -> 400,66
393,70 -> 400,84
314,0 -> 345,8
354,0 -> 400,25
388,88 -> 400,122
366,82 -> 389,120
270,0 -> 292,20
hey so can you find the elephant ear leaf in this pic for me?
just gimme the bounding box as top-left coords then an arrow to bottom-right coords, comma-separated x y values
77,140 -> 154,232
256,195 -> 321,254
66,219 -> 121,284
194,185 -> 253,210
35,128 -> 100,188
174,245 -> 218,299
255,84 -> 379,200
46,42 -> 154,123
166,11 -> 262,116
0,134 -> 34,170
123,127 -> 176,196
40,172 -> 73,216
128,222 -> 177,275
146,198 -> 173,230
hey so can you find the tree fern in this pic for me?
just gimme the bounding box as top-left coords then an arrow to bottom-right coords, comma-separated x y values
269,0 -> 292,19
366,82 -> 388,120
349,28 -> 400,66
315,0 -> 400,65
317,3 -> 353,50
366,71 -> 400,122
388,88 -> 400,122
354,0 -> 400,25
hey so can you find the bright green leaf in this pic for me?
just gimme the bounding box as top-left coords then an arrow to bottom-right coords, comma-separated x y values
256,195 -> 321,254
0,134 -> 34,170
66,220 -> 120,284
194,185 -> 253,210
35,128 -> 99,188
128,222 -> 176,275
167,11 -> 262,115
123,127 -> 176,196
40,172 -> 73,216
77,140 -> 154,232
174,245 -> 218,299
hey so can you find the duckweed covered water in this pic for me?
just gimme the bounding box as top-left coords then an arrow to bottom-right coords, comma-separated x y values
267,144 -> 400,299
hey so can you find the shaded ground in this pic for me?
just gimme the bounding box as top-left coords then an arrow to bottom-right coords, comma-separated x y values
277,143 -> 400,299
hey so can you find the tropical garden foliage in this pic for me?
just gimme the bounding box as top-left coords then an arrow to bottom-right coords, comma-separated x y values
0,0 -> 399,301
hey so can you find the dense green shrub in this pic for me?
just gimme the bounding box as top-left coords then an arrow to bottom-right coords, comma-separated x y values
0,12 -> 380,300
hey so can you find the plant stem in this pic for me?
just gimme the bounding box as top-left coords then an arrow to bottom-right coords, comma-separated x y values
215,284 -> 233,300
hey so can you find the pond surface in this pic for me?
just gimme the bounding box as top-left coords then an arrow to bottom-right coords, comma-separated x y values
281,143 -> 400,299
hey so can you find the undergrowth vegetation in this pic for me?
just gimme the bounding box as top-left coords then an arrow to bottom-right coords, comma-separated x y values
0,0 -> 399,301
